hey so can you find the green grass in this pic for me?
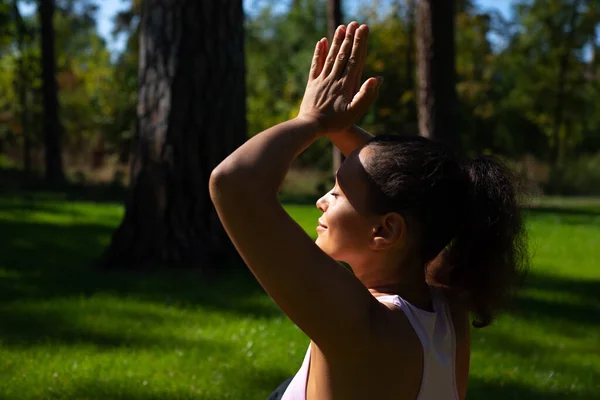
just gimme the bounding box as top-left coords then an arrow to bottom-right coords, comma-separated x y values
0,195 -> 598,399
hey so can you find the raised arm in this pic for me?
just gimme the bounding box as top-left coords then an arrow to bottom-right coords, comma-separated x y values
210,22 -> 383,352
327,125 -> 374,157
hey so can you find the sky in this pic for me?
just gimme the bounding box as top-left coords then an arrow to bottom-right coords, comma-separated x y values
21,0 -> 516,57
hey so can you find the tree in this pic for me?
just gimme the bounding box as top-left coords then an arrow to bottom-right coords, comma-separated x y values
328,0 -> 344,173
102,0 -> 247,270
404,0 -> 417,124
416,0 -> 459,149
39,0 -> 65,183
550,0 -> 582,166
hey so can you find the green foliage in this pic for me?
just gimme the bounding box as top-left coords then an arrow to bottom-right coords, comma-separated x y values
54,10 -> 115,148
0,1 -> 117,162
545,152 -> 600,195
244,0 -> 600,181
480,0 -> 600,161
0,2 -> 43,155
245,0 -> 330,169
0,194 -> 598,398
1,0 -> 600,193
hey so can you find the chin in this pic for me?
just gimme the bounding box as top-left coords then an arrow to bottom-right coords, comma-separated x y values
316,237 -> 342,260
315,237 -> 331,254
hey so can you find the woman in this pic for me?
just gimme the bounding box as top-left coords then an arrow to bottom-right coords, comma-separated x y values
209,22 -> 528,400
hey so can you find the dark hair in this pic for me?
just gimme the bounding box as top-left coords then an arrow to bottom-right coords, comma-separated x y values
363,134 -> 529,328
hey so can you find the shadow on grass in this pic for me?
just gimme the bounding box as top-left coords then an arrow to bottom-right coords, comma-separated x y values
471,328 -> 600,385
0,196 -> 102,217
506,270 -> 600,329
0,205 -> 283,349
0,303 -> 231,350
1,192 -> 599,398
467,378 -> 596,400
466,271 -> 600,400
0,218 -> 279,315
31,366 -> 291,400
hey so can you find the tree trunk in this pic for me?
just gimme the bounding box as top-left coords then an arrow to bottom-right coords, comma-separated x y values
551,0 -> 581,166
405,0 -> 417,128
38,0 -> 64,183
416,0 -> 459,150
328,0 -> 344,174
102,0 -> 247,271
14,0 -> 31,173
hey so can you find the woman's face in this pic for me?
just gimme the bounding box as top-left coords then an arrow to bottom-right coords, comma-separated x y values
315,148 -> 377,264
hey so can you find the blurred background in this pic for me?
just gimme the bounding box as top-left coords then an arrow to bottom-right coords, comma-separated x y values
0,0 -> 598,399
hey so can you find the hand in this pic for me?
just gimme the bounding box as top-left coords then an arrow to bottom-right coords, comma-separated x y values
297,22 -> 383,135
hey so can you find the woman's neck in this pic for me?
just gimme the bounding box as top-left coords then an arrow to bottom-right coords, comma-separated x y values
353,255 -> 432,310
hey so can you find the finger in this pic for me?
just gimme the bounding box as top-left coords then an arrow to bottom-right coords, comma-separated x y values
331,21 -> 360,78
322,25 -> 346,76
342,24 -> 366,88
309,38 -> 327,80
348,76 -> 383,117
353,25 -> 369,95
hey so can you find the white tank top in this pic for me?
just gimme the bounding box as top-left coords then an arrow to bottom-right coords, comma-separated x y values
281,286 -> 459,400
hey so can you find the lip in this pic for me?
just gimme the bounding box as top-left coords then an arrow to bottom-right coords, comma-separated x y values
318,220 -> 328,229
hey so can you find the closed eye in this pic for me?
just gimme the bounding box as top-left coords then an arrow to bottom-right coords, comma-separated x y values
330,192 -> 339,198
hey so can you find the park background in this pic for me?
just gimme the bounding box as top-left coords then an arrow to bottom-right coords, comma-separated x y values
0,0 -> 599,399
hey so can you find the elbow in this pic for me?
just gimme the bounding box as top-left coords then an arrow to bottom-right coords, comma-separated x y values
209,165 -> 232,200
209,163 -> 250,201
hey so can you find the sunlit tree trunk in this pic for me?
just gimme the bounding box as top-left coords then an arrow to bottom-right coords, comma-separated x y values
416,0 -> 459,150
103,0 -> 246,271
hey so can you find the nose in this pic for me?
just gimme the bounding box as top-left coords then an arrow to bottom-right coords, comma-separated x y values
316,194 -> 328,213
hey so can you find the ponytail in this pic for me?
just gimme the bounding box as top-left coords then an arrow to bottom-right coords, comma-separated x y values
364,136 -> 529,328
443,156 -> 529,327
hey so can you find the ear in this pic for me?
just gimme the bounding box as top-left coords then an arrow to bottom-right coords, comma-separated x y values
369,212 -> 406,250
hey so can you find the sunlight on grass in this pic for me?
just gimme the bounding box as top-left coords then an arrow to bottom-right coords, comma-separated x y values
0,195 -> 598,399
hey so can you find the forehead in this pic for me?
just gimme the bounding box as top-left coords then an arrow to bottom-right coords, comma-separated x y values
336,147 -> 373,215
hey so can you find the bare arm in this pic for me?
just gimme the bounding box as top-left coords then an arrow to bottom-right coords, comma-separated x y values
210,23 -> 382,352
210,117 -> 375,350
327,125 -> 374,157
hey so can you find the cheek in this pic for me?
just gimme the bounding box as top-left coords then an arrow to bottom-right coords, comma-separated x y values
320,206 -> 370,250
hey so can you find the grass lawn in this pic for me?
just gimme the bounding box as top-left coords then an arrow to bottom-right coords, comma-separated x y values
0,193 -> 598,399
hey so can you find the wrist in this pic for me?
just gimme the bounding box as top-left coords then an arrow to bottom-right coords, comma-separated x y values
294,114 -> 326,137
325,128 -> 347,138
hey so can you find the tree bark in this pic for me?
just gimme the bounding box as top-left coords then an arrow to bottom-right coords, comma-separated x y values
416,0 -> 459,150
551,0 -> 581,166
102,0 -> 247,271
405,0 -> 417,126
38,0 -> 64,183
328,0 -> 344,174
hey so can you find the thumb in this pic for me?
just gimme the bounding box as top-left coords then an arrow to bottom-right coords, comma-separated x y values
348,76 -> 383,116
